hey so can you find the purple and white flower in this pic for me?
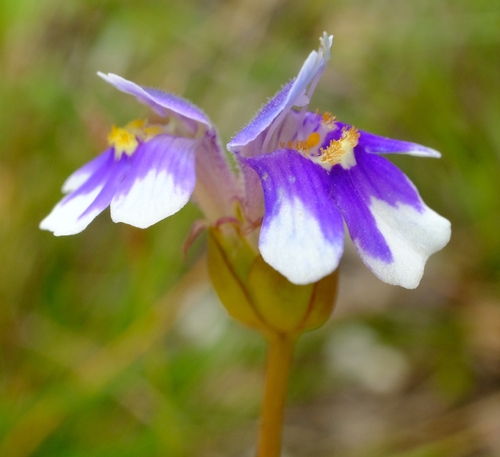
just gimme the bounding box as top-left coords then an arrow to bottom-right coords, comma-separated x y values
228,33 -> 451,289
41,73 -> 238,236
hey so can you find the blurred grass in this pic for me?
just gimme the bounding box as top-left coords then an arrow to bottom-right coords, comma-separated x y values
1,0 -> 500,456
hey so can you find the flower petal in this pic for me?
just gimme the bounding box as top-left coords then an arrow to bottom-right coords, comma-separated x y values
228,33 -> 333,152
243,149 -> 344,285
288,32 -> 332,106
97,72 -> 211,128
62,149 -> 114,193
336,122 -> 441,158
40,155 -> 126,236
330,150 -> 451,288
110,135 -> 196,228
227,81 -> 295,153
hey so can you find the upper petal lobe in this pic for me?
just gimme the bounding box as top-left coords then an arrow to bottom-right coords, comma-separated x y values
98,72 -> 211,128
228,34 -> 333,153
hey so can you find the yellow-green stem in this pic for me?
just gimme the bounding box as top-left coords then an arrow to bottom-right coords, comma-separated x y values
256,334 -> 295,457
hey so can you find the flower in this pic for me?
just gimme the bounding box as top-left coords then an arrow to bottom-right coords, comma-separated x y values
41,73 -> 238,236
227,33 -> 451,289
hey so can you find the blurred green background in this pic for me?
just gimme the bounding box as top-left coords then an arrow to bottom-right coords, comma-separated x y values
1,0 -> 500,456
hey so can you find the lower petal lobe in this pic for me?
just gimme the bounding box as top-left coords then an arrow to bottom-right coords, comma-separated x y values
329,149 -> 450,288
110,135 -> 197,228
62,149 -> 114,193
40,152 -> 123,235
243,149 -> 344,285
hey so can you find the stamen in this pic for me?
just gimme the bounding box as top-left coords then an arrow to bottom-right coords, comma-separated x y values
279,140 -> 310,154
321,112 -> 336,129
126,119 -> 146,129
143,125 -> 163,139
319,126 -> 359,169
108,126 -> 138,158
278,129 -> 325,157
108,118 -> 167,159
306,132 -> 321,149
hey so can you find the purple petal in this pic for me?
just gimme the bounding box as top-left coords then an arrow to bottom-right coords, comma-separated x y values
110,135 -> 197,228
40,154 -> 126,236
228,81 -> 295,153
62,149 -> 114,193
228,34 -> 333,152
330,150 -> 451,288
98,73 -> 211,128
335,122 -> 441,158
243,149 -> 344,285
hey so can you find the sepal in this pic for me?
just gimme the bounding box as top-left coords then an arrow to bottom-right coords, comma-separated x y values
207,226 -> 338,337
248,256 -> 338,334
208,226 -> 261,329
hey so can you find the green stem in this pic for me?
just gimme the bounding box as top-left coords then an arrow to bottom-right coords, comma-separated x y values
256,334 -> 295,457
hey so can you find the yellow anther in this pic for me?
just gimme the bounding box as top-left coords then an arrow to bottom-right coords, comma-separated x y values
306,132 -> 321,149
319,126 -> 359,168
108,126 -> 138,158
143,125 -> 163,138
279,139 -> 311,154
107,119 -> 169,159
126,119 -> 146,129
280,134 -> 320,155
321,112 -> 337,129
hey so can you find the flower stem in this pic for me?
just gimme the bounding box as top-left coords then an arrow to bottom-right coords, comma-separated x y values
256,334 -> 295,457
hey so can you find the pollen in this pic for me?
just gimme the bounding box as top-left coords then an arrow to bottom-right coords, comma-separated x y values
279,139 -> 309,153
321,112 -> 337,129
126,119 -> 146,129
143,124 -> 163,139
319,126 -> 360,169
107,118 -> 167,159
108,126 -> 138,158
279,132 -> 322,156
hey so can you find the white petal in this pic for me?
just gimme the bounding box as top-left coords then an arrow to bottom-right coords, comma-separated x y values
110,136 -> 196,229
259,197 -> 344,285
62,170 -> 92,193
110,169 -> 192,229
39,186 -> 104,236
355,198 -> 451,289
